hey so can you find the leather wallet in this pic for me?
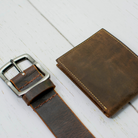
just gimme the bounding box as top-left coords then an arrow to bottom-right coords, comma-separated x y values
56,28 -> 138,117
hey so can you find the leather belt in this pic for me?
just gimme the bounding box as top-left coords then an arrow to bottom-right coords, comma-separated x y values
0,54 -> 94,138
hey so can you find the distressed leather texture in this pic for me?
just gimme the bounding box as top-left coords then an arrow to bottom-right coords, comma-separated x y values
56,28 -> 138,117
11,65 -> 94,138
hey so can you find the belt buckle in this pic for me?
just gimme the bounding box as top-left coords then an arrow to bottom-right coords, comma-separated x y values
0,54 -> 50,96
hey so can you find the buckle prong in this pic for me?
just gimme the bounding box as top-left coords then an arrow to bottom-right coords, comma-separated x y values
0,54 -> 50,96
10,59 -> 25,75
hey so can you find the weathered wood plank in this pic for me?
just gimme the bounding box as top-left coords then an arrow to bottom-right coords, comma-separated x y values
0,0 -> 72,138
0,0 -> 138,138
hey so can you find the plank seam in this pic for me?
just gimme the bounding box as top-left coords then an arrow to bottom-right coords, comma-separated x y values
27,0 -> 74,48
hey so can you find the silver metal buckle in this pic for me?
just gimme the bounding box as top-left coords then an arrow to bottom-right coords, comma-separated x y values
0,54 -> 50,96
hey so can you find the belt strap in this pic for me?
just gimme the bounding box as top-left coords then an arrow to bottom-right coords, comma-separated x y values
10,65 -> 94,138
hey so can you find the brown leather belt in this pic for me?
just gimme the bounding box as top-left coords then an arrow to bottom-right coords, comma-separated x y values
0,54 -> 94,138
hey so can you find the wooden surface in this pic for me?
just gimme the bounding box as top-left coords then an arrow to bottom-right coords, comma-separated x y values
0,0 -> 138,137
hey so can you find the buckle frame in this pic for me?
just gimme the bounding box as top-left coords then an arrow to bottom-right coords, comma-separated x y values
0,54 -> 50,96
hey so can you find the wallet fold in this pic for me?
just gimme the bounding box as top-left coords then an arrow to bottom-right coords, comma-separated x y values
56,29 -> 138,117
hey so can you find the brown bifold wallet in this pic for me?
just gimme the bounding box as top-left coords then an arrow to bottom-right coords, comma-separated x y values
56,28 -> 138,117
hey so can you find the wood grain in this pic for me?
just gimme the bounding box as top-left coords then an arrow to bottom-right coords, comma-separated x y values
0,0 -> 138,138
